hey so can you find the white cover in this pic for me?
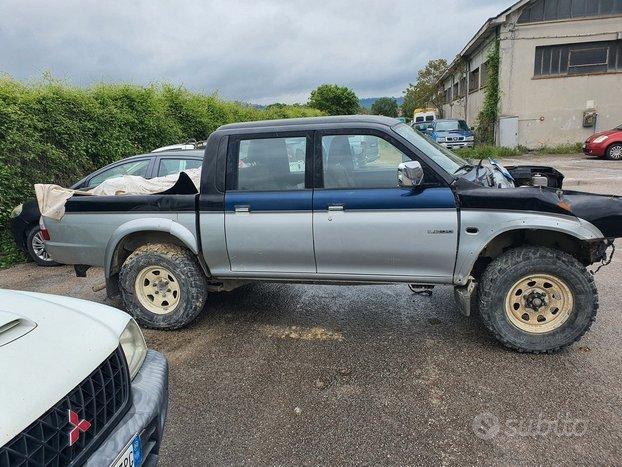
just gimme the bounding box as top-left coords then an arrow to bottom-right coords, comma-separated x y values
35,168 -> 202,220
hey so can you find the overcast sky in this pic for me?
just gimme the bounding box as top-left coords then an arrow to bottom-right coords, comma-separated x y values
0,0 -> 516,104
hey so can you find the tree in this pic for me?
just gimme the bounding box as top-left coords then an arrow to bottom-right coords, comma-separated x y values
401,58 -> 448,119
370,97 -> 399,117
308,84 -> 359,115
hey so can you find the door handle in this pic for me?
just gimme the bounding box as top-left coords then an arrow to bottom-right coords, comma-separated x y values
234,205 -> 250,213
327,204 -> 344,212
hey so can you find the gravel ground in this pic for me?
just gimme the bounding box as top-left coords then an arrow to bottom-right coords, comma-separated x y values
2,154 -> 622,465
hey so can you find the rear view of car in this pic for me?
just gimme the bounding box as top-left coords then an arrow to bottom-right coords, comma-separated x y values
0,290 -> 168,466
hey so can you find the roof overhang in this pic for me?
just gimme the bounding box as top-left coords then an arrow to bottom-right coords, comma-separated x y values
436,0 -> 533,86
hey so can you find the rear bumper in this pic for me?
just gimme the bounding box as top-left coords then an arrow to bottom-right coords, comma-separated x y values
86,350 -> 169,467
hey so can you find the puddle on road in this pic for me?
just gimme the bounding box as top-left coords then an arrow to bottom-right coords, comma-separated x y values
259,324 -> 344,341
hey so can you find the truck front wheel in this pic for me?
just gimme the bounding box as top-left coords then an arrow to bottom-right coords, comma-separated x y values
119,243 -> 208,330
478,247 -> 598,353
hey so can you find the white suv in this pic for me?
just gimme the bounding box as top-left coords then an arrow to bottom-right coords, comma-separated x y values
0,290 -> 168,466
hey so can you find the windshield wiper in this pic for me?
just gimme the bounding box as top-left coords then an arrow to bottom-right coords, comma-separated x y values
453,164 -> 474,174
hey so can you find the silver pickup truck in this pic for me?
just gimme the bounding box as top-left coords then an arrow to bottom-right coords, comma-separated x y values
42,116 -> 620,353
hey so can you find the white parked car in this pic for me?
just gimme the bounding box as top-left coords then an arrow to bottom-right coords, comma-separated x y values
0,290 -> 168,466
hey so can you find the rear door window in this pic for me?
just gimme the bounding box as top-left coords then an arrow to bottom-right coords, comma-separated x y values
234,136 -> 307,191
157,158 -> 203,177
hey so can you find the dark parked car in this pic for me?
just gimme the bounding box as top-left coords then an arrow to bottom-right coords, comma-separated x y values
9,149 -> 203,266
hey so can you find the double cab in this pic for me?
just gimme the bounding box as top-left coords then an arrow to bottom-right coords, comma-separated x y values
42,116 -> 622,353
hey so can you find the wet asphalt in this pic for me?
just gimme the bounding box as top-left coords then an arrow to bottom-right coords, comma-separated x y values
1,154 -> 622,465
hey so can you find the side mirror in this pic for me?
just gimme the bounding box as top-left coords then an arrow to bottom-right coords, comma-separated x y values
398,161 -> 424,188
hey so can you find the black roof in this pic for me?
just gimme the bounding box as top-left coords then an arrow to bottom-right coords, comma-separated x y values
218,115 -> 400,131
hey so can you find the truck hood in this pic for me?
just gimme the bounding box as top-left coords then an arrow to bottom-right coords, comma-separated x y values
0,290 -> 130,446
456,179 -> 622,238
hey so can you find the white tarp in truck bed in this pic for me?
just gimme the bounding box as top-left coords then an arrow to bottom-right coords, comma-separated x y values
35,167 -> 202,220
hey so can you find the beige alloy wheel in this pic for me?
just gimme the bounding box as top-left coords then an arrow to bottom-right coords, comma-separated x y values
505,274 -> 573,334
135,265 -> 181,315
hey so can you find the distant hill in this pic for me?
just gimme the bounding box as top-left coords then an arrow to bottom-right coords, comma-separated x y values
359,96 -> 404,110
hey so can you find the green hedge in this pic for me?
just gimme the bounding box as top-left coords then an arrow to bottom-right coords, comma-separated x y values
0,77 -> 323,267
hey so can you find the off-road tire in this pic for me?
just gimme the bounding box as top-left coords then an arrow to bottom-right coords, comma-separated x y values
119,243 -> 208,330
27,226 -> 60,267
478,247 -> 598,353
606,143 -> 622,160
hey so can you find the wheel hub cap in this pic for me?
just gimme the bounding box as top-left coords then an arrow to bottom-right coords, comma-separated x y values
135,266 -> 181,314
505,274 -> 573,334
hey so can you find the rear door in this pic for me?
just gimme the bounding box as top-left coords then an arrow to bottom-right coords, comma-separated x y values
224,132 -> 315,273
312,129 -> 458,279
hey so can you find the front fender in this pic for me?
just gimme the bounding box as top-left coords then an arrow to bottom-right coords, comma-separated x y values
453,210 -> 604,285
104,218 -> 198,278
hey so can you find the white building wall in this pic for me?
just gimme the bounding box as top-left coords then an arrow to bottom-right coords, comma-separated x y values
498,12 -> 622,148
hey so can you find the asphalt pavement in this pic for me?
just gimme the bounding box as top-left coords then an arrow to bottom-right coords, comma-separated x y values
2,154 -> 621,465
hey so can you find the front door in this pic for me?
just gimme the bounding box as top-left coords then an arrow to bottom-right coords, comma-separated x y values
313,131 -> 458,279
224,133 -> 315,273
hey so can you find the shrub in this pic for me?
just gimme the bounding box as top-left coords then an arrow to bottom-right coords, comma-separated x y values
0,77 -> 323,267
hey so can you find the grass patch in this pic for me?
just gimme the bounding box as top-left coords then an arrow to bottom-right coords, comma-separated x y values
532,143 -> 583,155
455,142 -> 583,160
455,145 -> 522,160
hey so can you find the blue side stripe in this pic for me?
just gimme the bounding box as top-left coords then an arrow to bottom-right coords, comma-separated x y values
225,191 -> 312,212
225,187 -> 455,211
313,187 -> 456,210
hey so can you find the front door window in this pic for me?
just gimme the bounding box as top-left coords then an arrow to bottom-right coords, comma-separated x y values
321,135 -> 409,189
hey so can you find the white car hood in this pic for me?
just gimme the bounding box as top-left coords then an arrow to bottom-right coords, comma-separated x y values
0,290 -> 131,446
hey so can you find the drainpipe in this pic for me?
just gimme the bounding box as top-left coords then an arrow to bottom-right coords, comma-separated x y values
465,59 -> 470,125
494,25 -> 501,146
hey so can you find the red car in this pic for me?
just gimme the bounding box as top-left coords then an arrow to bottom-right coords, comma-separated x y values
583,124 -> 622,160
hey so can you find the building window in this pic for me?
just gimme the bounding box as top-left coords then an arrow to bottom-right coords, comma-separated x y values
459,76 -> 467,97
518,0 -> 622,24
480,62 -> 490,87
452,82 -> 459,101
444,87 -> 452,104
469,67 -> 480,92
534,39 -> 622,77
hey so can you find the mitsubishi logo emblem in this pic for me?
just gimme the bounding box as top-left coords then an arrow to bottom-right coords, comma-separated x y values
68,409 -> 91,446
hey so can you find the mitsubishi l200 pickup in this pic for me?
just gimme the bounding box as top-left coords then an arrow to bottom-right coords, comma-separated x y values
42,116 -> 620,353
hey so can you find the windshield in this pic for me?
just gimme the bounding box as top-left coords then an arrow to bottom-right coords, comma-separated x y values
435,120 -> 469,132
392,123 -> 470,175
616,124 -> 622,130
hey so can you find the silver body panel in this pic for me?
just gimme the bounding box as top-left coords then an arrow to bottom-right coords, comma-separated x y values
224,211 -> 315,273
44,213 -> 199,277
313,208 -> 458,278
45,208 -> 603,286
453,209 -> 604,284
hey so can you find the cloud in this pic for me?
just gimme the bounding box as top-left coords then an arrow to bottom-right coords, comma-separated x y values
0,0 -> 516,104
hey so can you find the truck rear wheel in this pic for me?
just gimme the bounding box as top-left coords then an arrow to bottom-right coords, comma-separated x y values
119,243 -> 207,330
478,247 -> 598,353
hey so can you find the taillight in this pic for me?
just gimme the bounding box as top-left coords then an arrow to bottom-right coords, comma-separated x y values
39,218 -> 50,241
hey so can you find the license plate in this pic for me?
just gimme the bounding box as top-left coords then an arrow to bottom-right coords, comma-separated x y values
111,434 -> 142,467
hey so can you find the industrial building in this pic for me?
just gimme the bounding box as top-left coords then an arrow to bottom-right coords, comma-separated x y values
438,0 -> 622,148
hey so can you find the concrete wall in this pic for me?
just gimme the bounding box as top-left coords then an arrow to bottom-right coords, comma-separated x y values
498,13 -> 622,148
440,39 -> 496,126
